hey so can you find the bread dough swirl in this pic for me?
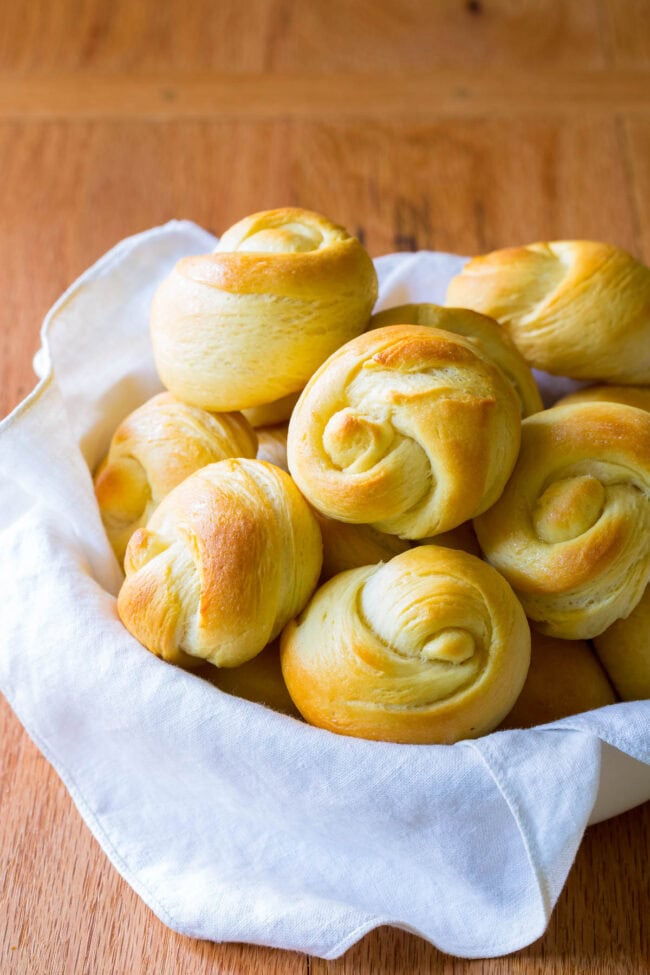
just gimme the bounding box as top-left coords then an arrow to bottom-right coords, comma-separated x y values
281,546 -> 531,744
370,303 -> 543,416
474,403 -> 650,639
94,392 -> 257,562
287,324 -> 521,539
150,207 -> 378,411
118,459 -> 322,668
446,241 -> 650,383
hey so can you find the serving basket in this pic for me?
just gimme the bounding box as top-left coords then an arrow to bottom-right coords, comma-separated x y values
1,221 -> 648,960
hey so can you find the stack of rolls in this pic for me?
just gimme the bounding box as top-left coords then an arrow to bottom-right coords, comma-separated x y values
97,213 -> 649,745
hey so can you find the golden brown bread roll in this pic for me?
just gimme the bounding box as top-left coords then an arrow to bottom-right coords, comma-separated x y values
287,324 -> 521,540
370,303 -> 543,416
94,392 -> 257,563
558,385 -> 650,699
281,546 -> 531,744
255,424 -> 289,472
417,521 -> 483,558
593,587 -> 650,701
150,207 -> 378,411
555,384 -> 650,413
118,459 -> 322,669
499,632 -> 616,729
242,391 -> 300,428
316,515 -> 411,581
446,241 -> 650,383
474,402 -> 650,639
198,640 -> 301,717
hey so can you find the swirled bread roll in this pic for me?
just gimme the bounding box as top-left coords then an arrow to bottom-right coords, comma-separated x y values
281,546 -> 531,744
255,424 -> 289,472
370,303 -> 542,416
446,241 -> 650,383
474,403 -> 650,639
594,588 -> 650,701
316,514 -> 411,581
94,392 -> 257,563
555,384 -> 650,413
150,207 -> 378,411
243,391 -> 300,428
287,324 -> 521,539
558,385 -> 650,698
198,640 -> 301,717
118,459 -> 322,668
499,632 -> 616,729
417,521 -> 483,559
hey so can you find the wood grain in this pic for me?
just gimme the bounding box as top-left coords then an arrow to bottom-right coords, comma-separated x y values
1,1 -> 649,973
0,0 -> 608,75
0,71 -> 648,119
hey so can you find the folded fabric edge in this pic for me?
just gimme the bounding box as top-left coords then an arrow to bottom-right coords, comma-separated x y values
2,673 -> 558,962
2,219 -> 217,438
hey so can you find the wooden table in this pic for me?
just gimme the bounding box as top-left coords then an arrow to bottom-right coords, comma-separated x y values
1,2 -> 649,972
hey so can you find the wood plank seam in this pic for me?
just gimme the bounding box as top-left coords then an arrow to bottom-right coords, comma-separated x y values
0,72 -> 648,119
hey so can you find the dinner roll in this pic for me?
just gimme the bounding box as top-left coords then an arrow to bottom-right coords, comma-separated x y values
474,403 -> 650,639
555,384 -> 650,413
499,632 -> 616,729
446,241 -> 650,383
559,384 -> 650,698
316,515 -> 411,582
281,546 -> 531,744
94,392 -> 257,563
594,588 -> 650,701
118,459 -> 322,668
255,424 -> 289,472
150,207 -> 378,411
417,521 -> 482,558
370,303 -> 542,416
243,391 -> 300,428
198,640 -> 300,717
287,324 -> 521,539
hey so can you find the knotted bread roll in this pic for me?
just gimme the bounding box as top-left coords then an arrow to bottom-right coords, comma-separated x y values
243,391 -> 300,428
198,640 -> 300,717
594,588 -> 650,701
94,392 -> 257,563
150,207 -> 378,411
555,384 -> 650,413
474,402 -> 650,639
370,303 -> 542,416
316,515 -> 411,582
417,521 -> 482,559
499,632 -> 616,729
255,423 -> 289,472
555,386 -> 650,698
281,546 -> 531,744
446,241 -> 650,383
287,324 -> 521,539
118,459 -> 322,669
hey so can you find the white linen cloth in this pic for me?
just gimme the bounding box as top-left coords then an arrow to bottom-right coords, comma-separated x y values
1,221 -> 649,960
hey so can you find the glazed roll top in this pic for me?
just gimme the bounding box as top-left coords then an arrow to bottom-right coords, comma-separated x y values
150,207 -> 378,412
369,303 -> 543,416
474,402 -> 650,639
118,459 -> 322,668
281,546 -> 531,744
94,392 -> 257,562
446,240 -> 650,383
287,324 -> 521,539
